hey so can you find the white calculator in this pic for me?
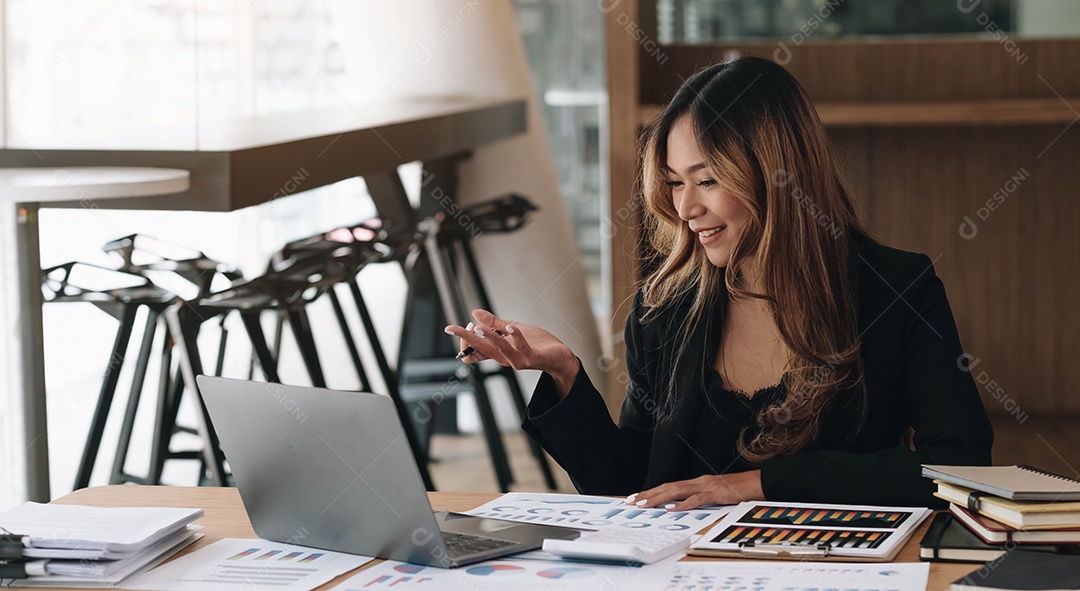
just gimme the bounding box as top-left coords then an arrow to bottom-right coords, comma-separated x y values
542,528 -> 691,565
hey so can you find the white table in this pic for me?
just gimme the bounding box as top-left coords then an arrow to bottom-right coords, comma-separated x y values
0,167 -> 190,502
0,98 -> 529,502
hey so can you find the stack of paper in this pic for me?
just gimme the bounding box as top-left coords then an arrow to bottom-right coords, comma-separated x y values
0,502 -> 203,587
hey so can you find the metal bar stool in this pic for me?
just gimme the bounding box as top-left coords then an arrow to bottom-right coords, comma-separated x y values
432,194 -> 558,491
277,222 -> 436,490
100,235 -> 242,486
180,244 -> 435,491
41,261 -> 177,490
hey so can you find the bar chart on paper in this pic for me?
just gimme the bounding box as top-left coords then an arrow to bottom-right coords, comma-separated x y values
710,525 -> 893,549
741,506 -> 913,529
119,538 -> 373,591
689,501 -> 932,561
464,492 -> 729,531
329,559 -> 622,590
653,561 -> 930,591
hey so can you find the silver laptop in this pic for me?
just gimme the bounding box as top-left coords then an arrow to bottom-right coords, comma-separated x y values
196,376 -> 579,567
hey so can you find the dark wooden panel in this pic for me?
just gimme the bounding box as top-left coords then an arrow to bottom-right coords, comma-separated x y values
640,99 -> 1080,126
831,125 -> 1080,413
641,39 -> 1080,104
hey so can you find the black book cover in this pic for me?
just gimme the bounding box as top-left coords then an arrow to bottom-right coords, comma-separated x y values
952,549 -> 1080,590
921,513 -> 1006,563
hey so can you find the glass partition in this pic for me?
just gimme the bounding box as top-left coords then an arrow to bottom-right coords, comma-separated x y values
656,0 -> 1080,44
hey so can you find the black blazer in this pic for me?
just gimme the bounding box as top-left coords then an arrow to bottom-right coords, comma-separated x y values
522,239 -> 994,507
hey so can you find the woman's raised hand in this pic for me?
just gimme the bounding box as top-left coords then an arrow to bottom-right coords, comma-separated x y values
444,309 -> 580,398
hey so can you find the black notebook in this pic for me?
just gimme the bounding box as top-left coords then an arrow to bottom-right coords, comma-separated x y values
920,513 -> 1060,564
950,550 -> 1080,591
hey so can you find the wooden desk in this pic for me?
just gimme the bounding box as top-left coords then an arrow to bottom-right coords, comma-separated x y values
53,486 -> 980,590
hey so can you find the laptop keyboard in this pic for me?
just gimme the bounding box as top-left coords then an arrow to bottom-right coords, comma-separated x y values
442,531 -> 520,557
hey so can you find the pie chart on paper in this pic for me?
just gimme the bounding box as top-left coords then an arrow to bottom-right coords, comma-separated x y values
465,564 -> 526,577
536,566 -> 597,580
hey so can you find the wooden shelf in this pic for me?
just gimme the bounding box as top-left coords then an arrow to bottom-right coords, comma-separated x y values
637,98 -> 1080,127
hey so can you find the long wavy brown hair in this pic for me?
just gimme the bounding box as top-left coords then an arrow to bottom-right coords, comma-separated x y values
638,56 -> 875,463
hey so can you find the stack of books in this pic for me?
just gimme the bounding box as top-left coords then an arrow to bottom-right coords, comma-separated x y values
0,502 -> 203,587
919,464 -> 1080,564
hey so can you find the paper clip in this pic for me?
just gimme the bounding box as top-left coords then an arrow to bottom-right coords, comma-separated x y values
738,541 -> 830,558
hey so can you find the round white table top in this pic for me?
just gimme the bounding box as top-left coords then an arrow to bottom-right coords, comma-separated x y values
0,166 -> 190,203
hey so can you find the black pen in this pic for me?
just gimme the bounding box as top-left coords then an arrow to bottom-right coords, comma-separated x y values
455,328 -> 507,360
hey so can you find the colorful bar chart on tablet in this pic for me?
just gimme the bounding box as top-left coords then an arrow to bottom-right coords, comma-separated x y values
464,492 -> 730,531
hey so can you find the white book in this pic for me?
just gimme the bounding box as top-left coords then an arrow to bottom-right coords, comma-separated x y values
922,464 -> 1080,501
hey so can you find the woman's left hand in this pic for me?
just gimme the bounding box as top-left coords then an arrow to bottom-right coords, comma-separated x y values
626,471 -> 765,511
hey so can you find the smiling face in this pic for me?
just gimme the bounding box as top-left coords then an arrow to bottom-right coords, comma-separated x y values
665,116 -> 752,269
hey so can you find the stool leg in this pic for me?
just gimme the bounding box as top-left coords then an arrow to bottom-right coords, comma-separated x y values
165,304 -> 227,486
458,240 -> 559,490
426,242 -> 514,491
109,308 -> 159,484
74,303 -> 138,490
464,368 -> 513,492
347,279 -> 435,491
214,319 -> 229,377
287,307 -> 326,387
240,311 -> 281,382
147,334 -> 177,485
327,288 -> 371,390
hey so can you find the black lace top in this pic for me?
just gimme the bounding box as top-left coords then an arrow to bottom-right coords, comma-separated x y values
684,370 -> 788,478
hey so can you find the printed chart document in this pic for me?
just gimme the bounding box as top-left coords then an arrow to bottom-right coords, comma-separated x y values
121,538 -> 373,591
632,560 -> 931,591
329,558 -> 641,590
0,503 -> 203,554
690,501 -> 932,562
465,492 -> 731,532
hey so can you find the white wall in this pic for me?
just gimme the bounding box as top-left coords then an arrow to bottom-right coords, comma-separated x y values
332,0 -> 605,397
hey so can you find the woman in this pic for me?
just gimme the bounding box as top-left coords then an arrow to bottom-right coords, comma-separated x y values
444,56 -> 993,509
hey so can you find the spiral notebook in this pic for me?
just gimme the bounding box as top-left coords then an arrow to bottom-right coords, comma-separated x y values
922,465 -> 1080,501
